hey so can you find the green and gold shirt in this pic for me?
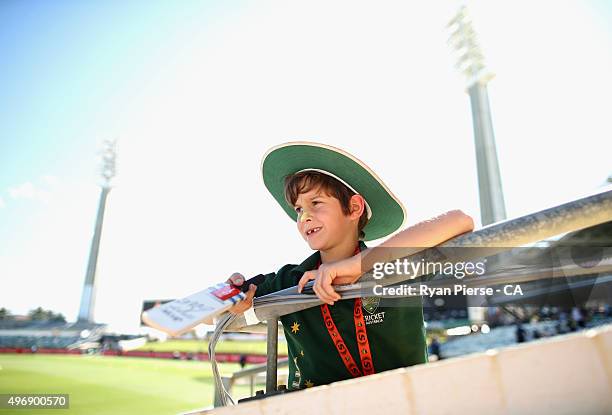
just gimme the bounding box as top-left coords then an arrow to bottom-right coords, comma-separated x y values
255,242 -> 428,389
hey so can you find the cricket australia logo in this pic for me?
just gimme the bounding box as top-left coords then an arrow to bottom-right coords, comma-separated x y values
362,296 -> 385,325
362,296 -> 380,314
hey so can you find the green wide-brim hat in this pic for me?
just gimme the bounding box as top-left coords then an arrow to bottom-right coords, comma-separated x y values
261,142 -> 406,241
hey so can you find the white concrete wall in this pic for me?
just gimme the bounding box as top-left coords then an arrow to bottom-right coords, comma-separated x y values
198,324 -> 612,415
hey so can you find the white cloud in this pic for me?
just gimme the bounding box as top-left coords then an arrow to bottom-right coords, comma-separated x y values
7,177 -> 61,204
9,182 -> 37,199
0,196 -> 5,208
8,182 -> 50,203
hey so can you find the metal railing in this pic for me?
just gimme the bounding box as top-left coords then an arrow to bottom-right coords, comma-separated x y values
212,356 -> 289,406
212,186 -> 612,406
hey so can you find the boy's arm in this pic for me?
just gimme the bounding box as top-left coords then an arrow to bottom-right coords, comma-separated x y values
360,209 -> 475,270
298,209 -> 475,304
224,269 -> 282,316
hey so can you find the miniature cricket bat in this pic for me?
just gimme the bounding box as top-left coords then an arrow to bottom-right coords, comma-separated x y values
141,275 -> 265,336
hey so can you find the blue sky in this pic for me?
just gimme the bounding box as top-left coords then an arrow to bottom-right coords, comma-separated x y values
1,1 -> 611,333
1,1 -> 236,249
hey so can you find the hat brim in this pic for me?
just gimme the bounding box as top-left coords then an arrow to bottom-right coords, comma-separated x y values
261,142 -> 406,241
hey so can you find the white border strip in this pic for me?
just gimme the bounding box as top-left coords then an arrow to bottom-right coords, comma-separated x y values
243,307 -> 260,326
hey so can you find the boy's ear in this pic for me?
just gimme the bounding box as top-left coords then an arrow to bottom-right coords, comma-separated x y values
349,194 -> 366,219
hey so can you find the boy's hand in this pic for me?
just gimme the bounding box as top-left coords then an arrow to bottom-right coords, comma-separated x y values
226,273 -> 257,315
297,255 -> 361,305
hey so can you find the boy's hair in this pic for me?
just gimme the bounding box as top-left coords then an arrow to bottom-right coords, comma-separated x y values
284,171 -> 369,239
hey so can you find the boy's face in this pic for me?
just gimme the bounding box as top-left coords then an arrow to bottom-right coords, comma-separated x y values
293,186 -> 359,251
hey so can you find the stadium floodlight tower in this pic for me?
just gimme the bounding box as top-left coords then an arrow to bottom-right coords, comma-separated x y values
447,6 -> 506,323
77,139 -> 116,324
447,5 -> 507,226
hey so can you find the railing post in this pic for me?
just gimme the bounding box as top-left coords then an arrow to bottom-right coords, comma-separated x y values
265,317 -> 278,393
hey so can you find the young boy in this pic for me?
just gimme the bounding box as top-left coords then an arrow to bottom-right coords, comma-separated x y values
228,142 -> 474,389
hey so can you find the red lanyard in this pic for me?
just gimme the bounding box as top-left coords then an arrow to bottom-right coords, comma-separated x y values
317,246 -> 375,378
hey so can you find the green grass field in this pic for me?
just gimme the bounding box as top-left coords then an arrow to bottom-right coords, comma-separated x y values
0,354 -> 263,415
137,339 -> 288,355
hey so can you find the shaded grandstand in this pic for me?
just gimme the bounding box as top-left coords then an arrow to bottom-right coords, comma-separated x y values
0,319 -> 106,351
